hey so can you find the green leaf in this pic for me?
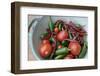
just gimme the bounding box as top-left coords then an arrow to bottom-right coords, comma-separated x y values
49,37 -> 55,43
55,47 -> 70,55
40,32 -> 48,39
54,54 -> 66,59
56,41 -> 60,48
62,40 -> 69,47
68,31 -> 73,39
78,41 -> 88,58
58,23 -> 62,31
48,16 -> 54,31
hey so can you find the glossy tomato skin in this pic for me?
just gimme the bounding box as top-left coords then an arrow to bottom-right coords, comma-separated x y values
42,40 -> 50,44
54,27 -> 59,33
57,30 -> 68,41
39,43 -> 52,58
68,41 -> 81,56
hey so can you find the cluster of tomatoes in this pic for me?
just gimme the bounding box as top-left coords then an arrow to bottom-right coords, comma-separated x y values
39,18 -> 86,59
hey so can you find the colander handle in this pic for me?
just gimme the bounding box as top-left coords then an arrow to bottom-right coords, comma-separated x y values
28,18 -> 40,32
28,18 -> 42,60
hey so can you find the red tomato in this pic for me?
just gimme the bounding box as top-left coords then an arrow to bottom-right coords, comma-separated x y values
57,30 -> 68,41
42,40 -> 50,44
39,43 -> 52,58
58,45 -> 62,49
54,27 -> 59,33
68,41 -> 81,56
64,54 -> 74,59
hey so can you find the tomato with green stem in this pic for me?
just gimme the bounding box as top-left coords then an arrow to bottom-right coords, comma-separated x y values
68,40 -> 81,56
57,30 -> 68,41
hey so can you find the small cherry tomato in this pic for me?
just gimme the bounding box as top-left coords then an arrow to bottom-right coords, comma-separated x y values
42,40 -> 50,44
64,54 -> 74,59
57,30 -> 68,41
68,41 -> 81,56
58,45 -> 62,49
54,27 -> 59,33
39,43 -> 52,58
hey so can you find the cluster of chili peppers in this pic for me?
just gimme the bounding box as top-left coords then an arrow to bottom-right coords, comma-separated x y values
39,16 -> 88,60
